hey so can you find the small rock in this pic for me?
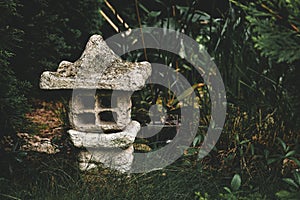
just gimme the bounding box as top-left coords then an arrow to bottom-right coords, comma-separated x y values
17,133 -> 60,154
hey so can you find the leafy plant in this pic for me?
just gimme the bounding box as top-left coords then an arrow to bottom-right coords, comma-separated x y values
231,0 -> 300,131
276,171 -> 300,200
264,137 -> 300,176
195,191 -> 209,200
222,173 -> 242,199
0,1 -> 31,136
219,173 -> 267,199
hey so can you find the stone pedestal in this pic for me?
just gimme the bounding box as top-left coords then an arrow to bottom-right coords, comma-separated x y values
78,145 -> 134,172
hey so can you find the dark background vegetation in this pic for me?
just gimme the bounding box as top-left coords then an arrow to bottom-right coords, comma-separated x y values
0,0 -> 299,199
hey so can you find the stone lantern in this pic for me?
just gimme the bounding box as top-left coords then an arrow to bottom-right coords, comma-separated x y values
40,35 -> 151,172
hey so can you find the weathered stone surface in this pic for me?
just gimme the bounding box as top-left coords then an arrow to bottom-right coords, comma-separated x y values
78,145 -> 134,172
17,133 -> 59,154
68,120 -> 140,148
40,35 -> 151,91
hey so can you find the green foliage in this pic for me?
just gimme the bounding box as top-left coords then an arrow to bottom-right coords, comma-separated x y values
217,173 -> 268,199
231,174 -> 242,191
233,0 -> 300,64
276,171 -> 300,199
232,0 -> 300,130
10,0 -> 103,91
0,151 -> 216,200
0,51 -> 30,135
195,192 -> 210,200
265,138 -> 300,167
221,174 -> 242,199
0,0 -> 30,135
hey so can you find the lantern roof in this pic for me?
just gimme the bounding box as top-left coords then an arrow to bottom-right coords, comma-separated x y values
40,35 -> 151,91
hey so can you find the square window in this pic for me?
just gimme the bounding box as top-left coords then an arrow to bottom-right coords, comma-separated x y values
76,95 -> 95,110
97,90 -> 112,108
99,111 -> 117,123
76,113 -> 96,125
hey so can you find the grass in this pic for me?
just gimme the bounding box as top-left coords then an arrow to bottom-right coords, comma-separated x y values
0,146 -> 287,200
0,156 -> 216,200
